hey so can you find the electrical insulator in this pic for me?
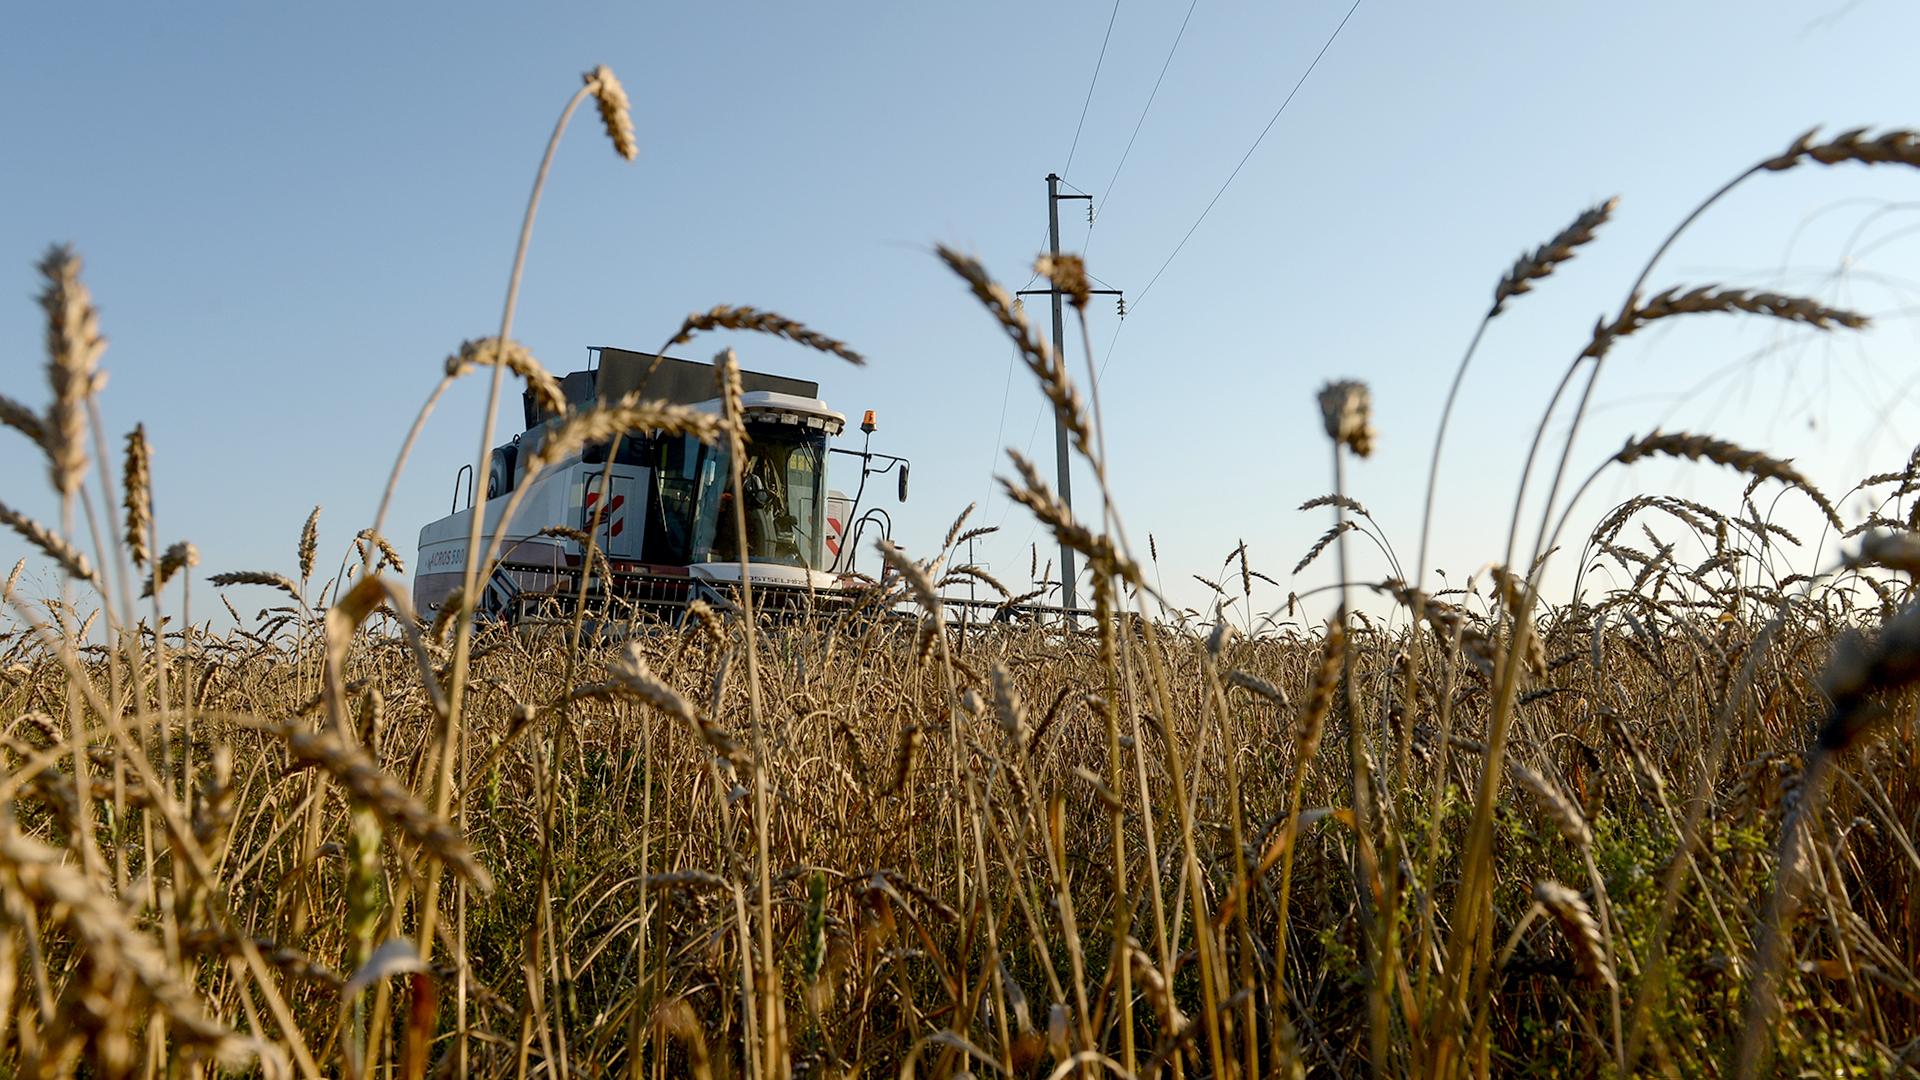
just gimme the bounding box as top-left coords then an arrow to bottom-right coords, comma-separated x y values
1087,203 -> 1096,224
1116,296 -> 1127,318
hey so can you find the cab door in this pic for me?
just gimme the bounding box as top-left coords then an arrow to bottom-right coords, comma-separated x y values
580,467 -> 649,562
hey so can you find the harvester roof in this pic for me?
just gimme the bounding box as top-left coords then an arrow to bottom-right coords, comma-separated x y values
524,346 -> 822,429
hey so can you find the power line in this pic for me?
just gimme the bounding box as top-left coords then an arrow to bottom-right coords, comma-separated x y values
990,8 -> 1115,522
989,2 -> 1121,540
1104,0 -> 1364,370
1087,0 -> 1200,259
1063,0 -> 1123,179
979,335 -> 1021,515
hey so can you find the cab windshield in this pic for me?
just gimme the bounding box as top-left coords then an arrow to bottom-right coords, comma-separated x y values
689,424 -> 830,569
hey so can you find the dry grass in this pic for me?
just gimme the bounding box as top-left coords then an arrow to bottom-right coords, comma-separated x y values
0,74 -> 1917,1080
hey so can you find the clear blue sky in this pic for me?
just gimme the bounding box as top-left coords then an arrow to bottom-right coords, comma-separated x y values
5,1 -> 1919,623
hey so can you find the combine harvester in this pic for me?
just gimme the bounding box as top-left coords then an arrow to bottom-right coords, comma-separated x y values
414,347 -> 909,622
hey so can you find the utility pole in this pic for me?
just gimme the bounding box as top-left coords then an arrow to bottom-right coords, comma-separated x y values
1018,173 -> 1121,627
1046,174 -> 1078,621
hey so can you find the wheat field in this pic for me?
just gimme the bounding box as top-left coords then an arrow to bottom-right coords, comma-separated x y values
1,66 -> 1917,1079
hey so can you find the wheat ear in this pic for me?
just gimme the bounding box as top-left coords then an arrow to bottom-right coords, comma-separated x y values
1492,198 -> 1619,315
121,425 -> 152,570
1611,431 -> 1842,531
668,305 -> 864,366
0,824 -> 251,1065
1761,126 -> 1920,171
144,541 -> 198,599
0,499 -> 96,585
446,338 -> 568,418
937,246 -> 1092,456
1584,286 -> 1866,360
1316,380 -> 1375,458
529,398 -> 722,475
583,64 -> 638,161
268,720 -> 494,891
298,505 -> 321,581
37,245 -> 105,498
1000,449 -> 1142,585
1508,763 -> 1593,849
1534,880 -> 1615,988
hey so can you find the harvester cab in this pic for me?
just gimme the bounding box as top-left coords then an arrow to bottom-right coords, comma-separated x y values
414,347 -> 907,621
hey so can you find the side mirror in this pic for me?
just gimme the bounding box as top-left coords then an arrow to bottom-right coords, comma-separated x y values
897,464 -> 910,503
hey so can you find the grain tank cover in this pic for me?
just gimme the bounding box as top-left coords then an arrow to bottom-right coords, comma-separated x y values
598,348 -> 820,405
524,347 -> 823,428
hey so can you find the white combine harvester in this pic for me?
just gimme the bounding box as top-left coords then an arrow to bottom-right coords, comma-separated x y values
414,347 -> 908,621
